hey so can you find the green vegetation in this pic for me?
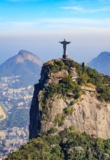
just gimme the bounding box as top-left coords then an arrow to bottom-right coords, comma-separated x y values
54,114 -> 65,127
43,60 -> 67,79
53,105 -> 73,127
78,64 -> 110,102
48,127 -> 57,134
42,59 -> 110,102
63,107 -> 73,115
42,59 -> 75,80
42,61 -> 110,118
41,59 -> 110,123
97,85 -> 110,102
59,75 -> 80,98
84,67 -> 110,102
6,128 -> 110,160
41,75 -> 80,115
43,59 -> 74,74
41,74 -> 80,123
6,58 -> 110,159
69,100 -> 74,106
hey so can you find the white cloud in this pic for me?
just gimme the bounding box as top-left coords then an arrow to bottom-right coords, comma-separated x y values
0,18 -> 110,35
0,21 -> 37,30
61,6 -> 110,13
88,7 -> 110,13
62,6 -> 84,11
39,18 -> 110,27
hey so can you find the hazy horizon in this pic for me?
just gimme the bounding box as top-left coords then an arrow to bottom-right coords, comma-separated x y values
0,0 -> 110,64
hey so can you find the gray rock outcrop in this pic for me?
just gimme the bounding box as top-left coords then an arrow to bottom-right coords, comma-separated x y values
29,58 -> 110,139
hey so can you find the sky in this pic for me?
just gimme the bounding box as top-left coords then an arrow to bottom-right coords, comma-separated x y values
0,0 -> 110,64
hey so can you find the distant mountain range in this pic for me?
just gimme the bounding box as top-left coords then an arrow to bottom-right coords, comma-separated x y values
0,50 -> 43,87
1,50 -> 110,88
88,51 -> 110,75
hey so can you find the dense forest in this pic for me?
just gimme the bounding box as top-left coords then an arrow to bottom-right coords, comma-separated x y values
6,127 -> 110,160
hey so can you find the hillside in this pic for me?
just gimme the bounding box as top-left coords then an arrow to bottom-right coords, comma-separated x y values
7,58 -> 110,160
0,50 -> 43,87
6,128 -> 110,160
88,51 -> 110,75
29,58 -> 110,140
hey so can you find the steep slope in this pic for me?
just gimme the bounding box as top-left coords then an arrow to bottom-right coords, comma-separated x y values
29,58 -> 110,140
7,59 -> 110,160
88,51 -> 110,75
7,58 -> 110,160
0,50 -> 43,87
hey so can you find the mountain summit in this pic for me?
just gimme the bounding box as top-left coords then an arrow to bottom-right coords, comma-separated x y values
88,51 -> 110,75
29,58 -> 110,140
0,50 -> 43,87
17,50 -> 42,65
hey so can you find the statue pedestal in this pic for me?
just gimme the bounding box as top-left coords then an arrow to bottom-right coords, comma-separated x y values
63,54 -> 68,59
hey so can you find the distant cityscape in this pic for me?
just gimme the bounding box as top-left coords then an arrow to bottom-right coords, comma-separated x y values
0,76 -> 34,160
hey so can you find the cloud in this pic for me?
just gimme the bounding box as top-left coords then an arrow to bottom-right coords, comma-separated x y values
39,18 -> 110,28
0,18 -> 110,35
0,21 -> 37,30
87,7 -> 110,13
61,6 -> 110,13
62,6 -> 84,11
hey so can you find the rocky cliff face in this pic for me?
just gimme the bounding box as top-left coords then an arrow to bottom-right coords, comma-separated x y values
29,58 -> 110,139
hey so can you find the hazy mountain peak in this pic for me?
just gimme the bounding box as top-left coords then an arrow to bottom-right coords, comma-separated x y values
97,51 -> 110,59
0,50 -> 42,87
88,51 -> 110,75
17,50 -> 42,66
18,49 -> 30,55
99,51 -> 110,55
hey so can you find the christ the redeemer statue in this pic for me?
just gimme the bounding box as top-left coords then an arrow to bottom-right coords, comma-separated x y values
59,39 -> 71,59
